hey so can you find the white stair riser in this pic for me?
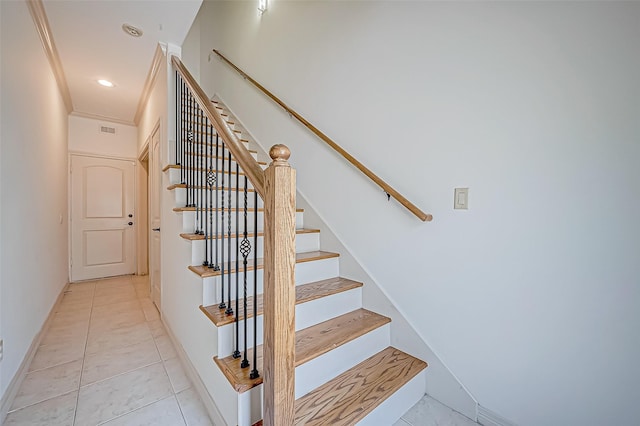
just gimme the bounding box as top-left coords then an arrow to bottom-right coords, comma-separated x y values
189,232 -> 319,265
180,210 -> 304,233
356,371 -> 426,426
216,287 -> 362,358
295,324 -> 390,398
201,257 -> 340,307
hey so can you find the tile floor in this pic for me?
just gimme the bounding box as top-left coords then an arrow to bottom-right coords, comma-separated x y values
5,274 -> 478,426
5,275 -> 212,426
395,395 -> 479,426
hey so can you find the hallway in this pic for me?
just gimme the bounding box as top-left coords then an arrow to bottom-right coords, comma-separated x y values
5,275 -> 212,425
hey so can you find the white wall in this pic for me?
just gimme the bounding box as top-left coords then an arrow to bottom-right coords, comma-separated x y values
68,115 -> 137,159
0,0 -> 69,401
195,2 -> 640,425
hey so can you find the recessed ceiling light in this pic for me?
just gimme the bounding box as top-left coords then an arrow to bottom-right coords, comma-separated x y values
122,23 -> 143,38
97,79 -> 114,88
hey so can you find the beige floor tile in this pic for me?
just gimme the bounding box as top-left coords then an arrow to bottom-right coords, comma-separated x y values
41,323 -> 89,347
91,299 -> 142,319
176,388 -> 213,426
81,338 -> 160,386
164,357 -> 192,393
4,390 -> 77,426
86,322 -> 153,355
89,310 -> 146,333
93,290 -> 138,308
101,396 -> 186,426
155,334 -> 178,361
147,319 -> 167,338
140,298 -> 160,321
56,299 -> 93,314
28,339 -> 86,372
50,310 -> 91,329
94,284 -> 135,297
10,359 -> 82,411
75,362 -> 172,425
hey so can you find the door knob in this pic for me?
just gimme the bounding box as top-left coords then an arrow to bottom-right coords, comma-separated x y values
128,214 -> 133,218
128,222 -> 133,226
152,228 -> 161,232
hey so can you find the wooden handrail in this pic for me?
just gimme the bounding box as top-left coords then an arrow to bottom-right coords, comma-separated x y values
212,49 -> 433,222
172,55 -> 266,199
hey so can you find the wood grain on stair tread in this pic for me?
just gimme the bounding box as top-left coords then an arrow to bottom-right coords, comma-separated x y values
192,250 -> 338,280
174,207 -> 304,213
213,309 -> 388,393
180,228 -> 319,241
294,347 -> 427,425
200,277 -> 361,327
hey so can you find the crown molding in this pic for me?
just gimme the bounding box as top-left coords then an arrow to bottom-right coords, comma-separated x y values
26,0 -> 73,114
70,110 -> 135,127
134,43 -> 166,125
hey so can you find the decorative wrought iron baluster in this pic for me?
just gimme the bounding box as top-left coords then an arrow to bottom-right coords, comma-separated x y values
194,105 -> 201,234
212,135 -> 220,271
249,189 -> 259,380
180,79 -> 186,185
219,142 -> 226,309
203,119 -> 210,266
240,176 -> 250,369
233,162 -> 240,359
225,150 -> 233,316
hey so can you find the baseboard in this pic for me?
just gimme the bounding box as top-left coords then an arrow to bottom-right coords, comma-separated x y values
161,317 -> 227,426
0,282 -> 69,424
478,405 -> 517,426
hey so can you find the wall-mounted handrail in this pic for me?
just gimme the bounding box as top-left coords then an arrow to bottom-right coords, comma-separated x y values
212,49 -> 432,222
172,55 -> 266,199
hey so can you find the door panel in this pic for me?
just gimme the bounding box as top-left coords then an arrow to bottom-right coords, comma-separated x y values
71,155 -> 135,281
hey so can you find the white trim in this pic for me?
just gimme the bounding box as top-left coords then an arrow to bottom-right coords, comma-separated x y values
161,318 -> 226,426
478,405 -> 518,426
70,111 -> 135,127
134,44 -> 167,125
0,283 -> 69,423
25,0 -> 73,113
68,151 -> 137,163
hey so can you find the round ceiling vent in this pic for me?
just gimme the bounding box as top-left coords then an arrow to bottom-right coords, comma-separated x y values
122,24 -> 143,38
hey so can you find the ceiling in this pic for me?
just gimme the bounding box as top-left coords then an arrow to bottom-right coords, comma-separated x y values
43,0 -> 203,125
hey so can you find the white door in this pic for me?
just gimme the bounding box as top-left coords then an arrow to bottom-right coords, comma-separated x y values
71,155 -> 136,281
149,128 -> 162,309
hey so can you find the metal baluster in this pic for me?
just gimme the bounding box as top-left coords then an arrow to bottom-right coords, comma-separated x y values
240,176 -> 250,369
233,162 -> 240,359
249,189 -> 259,380
203,118 -> 210,266
212,135 -> 220,271
198,107 -> 204,234
194,105 -> 201,234
180,79 -> 186,185
225,150 -> 233,316
175,72 -> 179,168
219,142 -> 226,309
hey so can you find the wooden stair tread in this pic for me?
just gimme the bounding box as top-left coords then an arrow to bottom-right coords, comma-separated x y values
213,308 -> 388,393
168,183 -> 256,192
174,206 -> 304,213
180,228 -> 319,241
192,250 -> 337,279
293,347 -> 427,425
200,277 -> 361,327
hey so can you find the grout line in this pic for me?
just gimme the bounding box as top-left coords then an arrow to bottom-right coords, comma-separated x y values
95,394 -> 182,426
71,282 -> 96,426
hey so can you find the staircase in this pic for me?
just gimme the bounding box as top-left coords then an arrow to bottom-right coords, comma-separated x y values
166,64 -> 427,425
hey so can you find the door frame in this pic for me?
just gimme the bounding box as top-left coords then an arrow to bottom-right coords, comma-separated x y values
146,120 -> 162,309
137,143 -> 150,276
67,151 -> 138,281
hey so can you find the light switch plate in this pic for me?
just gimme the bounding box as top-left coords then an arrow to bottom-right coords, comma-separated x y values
454,188 -> 469,209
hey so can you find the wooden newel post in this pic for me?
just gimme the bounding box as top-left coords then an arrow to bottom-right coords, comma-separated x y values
263,144 -> 296,426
